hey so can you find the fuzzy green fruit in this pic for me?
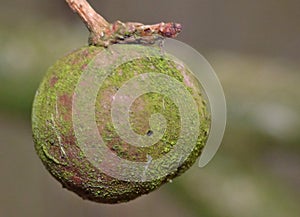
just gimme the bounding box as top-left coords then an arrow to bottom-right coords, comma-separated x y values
32,44 -> 210,203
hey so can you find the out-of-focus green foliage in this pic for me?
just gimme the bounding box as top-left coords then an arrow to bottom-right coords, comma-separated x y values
1,0 -> 299,217
169,52 -> 300,217
0,20 -> 85,116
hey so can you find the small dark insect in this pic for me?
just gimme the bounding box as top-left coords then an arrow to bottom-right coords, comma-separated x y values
146,130 -> 154,136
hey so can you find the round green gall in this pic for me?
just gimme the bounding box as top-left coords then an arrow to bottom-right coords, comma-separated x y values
32,44 -> 210,204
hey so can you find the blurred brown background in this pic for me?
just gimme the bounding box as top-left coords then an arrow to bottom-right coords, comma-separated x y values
1,0 -> 300,217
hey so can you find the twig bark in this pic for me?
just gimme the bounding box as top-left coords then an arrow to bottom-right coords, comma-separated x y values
65,0 -> 182,47
65,0 -> 109,31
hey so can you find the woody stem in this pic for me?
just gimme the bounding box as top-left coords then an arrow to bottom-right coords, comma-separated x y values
65,0 -> 182,46
65,0 -> 109,34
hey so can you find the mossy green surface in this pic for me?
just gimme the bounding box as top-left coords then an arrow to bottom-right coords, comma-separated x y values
32,44 -> 210,203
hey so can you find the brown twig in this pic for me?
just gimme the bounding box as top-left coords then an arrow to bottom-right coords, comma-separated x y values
65,0 -> 109,31
65,0 -> 182,47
